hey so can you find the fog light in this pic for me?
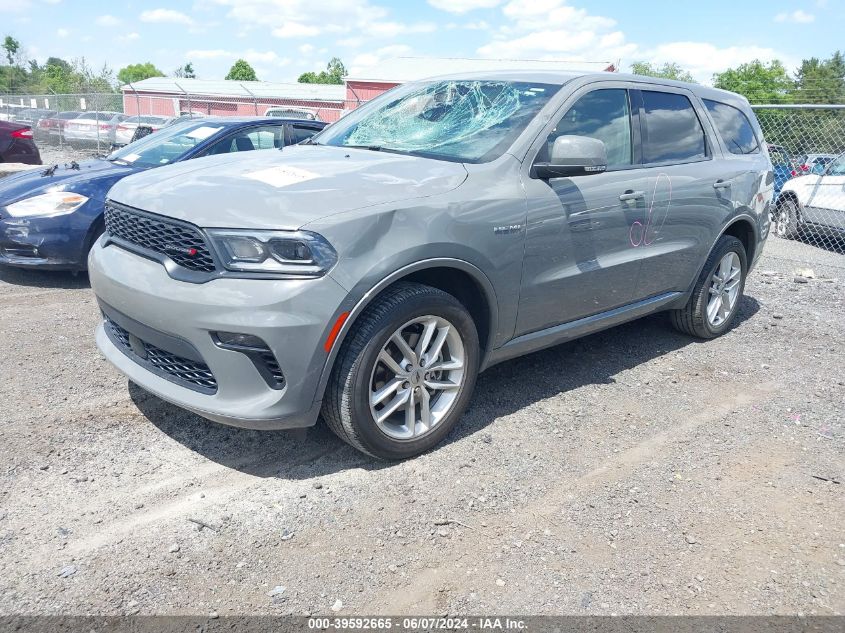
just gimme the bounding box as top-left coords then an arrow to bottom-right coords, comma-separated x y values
212,332 -> 285,390
214,331 -> 267,349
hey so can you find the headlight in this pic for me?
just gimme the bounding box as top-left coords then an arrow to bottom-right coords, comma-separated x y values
206,229 -> 337,276
5,192 -> 89,218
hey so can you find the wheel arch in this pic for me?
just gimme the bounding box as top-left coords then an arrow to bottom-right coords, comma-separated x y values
314,258 -> 499,404
677,214 -> 758,308
775,190 -> 802,214
720,216 -> 758,265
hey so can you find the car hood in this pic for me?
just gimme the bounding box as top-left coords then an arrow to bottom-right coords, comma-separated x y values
107,145 -> 469,230
0,159 -> 141,205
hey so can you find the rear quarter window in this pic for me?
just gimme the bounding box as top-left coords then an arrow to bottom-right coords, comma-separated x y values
703,99 -> 760,155
640,91 -> 707,164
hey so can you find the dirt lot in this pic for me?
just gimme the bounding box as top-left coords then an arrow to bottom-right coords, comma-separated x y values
0,236 -> 843,617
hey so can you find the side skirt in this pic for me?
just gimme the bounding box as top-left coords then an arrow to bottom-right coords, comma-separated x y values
482,291 -> 684,370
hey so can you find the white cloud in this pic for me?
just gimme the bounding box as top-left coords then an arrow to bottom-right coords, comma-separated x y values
96,14 -> 122,27
272,22 -> 321,38
56,28 -> 69,38
213,0 -> 433,42
637,42 -> 796,83
117,32 -> 141,42
477,0 -> 628,63
473,0 -> 794,84
774,10 -> 814,23
186,49 -> 231,59
140,8 -> 194,25
350,44 -> 413,76
0,0 -> 30,11
364,21 -> 437,38
298,43 -> 315,54
427,0 -> 502,14
464,20 -> 491,30
186,48 -> 290,67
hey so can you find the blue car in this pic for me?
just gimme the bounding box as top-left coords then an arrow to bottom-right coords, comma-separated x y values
767,144 -> 793,197
0,116 -> 326,271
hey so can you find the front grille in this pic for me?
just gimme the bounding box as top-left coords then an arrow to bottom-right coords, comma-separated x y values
104,203 -> 216,273
105,316 -> 218,393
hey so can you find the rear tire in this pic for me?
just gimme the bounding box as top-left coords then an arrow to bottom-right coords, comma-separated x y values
670,235 -> 747,339
323,282 -> 479,460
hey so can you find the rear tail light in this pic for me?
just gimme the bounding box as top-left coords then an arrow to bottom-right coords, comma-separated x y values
800,164 -> 810,171
38,120 -> 50,128
791,170 -> 797,177
117,124 -> 131,131
99,123 -> 110,130
11,128 -> 33,139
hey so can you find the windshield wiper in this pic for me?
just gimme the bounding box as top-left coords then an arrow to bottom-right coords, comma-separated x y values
343,144 -> 384,151
342,144 -> 415,157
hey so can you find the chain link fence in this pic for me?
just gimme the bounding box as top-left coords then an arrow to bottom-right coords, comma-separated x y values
754,105 -> 845,268
0,92 -> 842,270
0,90 -> 353,154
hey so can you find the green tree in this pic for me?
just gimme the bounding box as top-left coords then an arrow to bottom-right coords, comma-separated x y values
173,62 -> 196,79
117,62 -> 164,85
2,35 -> 21,92
298,56 -> 347,84
630,61 -> 696,83
793,51 -> 845,104
225,59 -> 257,81
41,57 -> 76,93
2,35 -> 20,66
712,60 -> 793,104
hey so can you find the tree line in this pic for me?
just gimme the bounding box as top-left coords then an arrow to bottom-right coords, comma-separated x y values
631,51 -> 845,104
1,35 -> 349,94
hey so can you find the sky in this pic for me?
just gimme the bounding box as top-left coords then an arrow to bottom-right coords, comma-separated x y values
0,0 -> 842,85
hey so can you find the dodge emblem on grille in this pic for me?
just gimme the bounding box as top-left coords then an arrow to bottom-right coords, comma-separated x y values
163,244 -> 198,258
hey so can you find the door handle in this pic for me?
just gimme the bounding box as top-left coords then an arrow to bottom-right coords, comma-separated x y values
619,190 -> 645,201
713,180 -> 731,189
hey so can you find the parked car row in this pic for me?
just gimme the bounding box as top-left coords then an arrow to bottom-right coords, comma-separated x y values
767,143 -> 842,195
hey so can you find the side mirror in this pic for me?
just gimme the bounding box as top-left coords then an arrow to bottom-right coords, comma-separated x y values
532,135 -> 608,179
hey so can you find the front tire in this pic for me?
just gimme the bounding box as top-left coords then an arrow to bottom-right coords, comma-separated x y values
670,235 -> 747,339
323,282 -> 480,460
774,198 -> 801,239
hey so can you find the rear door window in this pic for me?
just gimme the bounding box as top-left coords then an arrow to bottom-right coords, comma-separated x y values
703,99 -> 760,155
203,125 -> 285,155
291,125 -> 321,144
640,90 -> 707,163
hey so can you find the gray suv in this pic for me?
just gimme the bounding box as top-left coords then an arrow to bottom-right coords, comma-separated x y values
89,72 -> 772,459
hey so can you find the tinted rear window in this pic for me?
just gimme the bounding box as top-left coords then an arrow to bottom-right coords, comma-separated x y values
641,91 -> 707,163
703,99 -> 760,155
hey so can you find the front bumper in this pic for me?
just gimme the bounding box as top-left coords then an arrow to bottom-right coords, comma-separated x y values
89,239 -> 350,430
0,211 -> 93,270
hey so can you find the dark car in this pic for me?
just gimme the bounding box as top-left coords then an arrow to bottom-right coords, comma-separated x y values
35,111 -> 84,144
0,117 -> 325,271
0,121 -> 41,165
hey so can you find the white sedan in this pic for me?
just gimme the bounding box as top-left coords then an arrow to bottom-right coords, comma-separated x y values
113,116 -> 172,146
775,152 -> 845,239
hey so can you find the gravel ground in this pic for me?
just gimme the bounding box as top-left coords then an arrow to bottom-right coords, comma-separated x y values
0,236 -> 843,617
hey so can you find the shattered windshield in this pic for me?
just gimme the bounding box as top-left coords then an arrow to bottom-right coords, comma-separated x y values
314,80 -> 561,163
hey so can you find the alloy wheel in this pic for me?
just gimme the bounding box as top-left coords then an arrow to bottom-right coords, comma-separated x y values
706,252 -> 742,327
369,315 -> 465,441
